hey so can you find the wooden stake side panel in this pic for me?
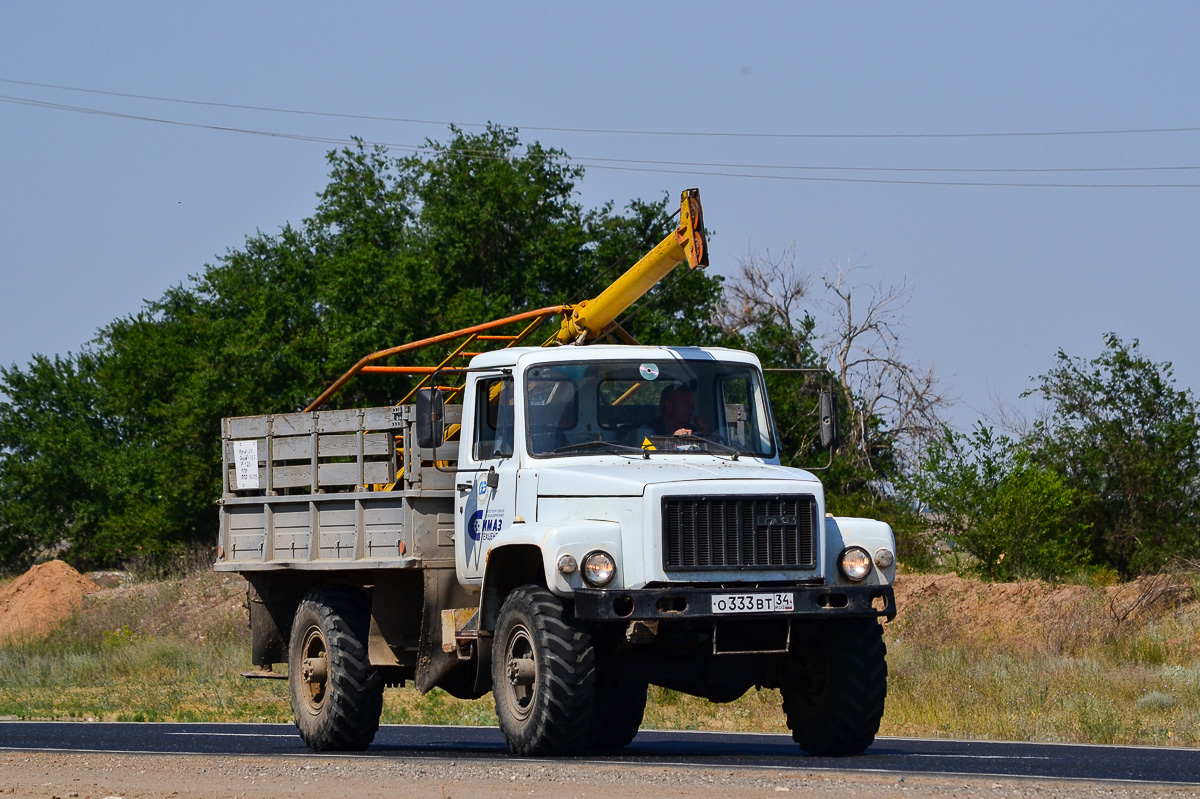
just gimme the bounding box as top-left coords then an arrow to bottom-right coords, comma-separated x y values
216,404 -> 460,571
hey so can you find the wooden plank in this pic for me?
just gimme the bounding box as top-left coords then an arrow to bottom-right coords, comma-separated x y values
268,433 -> 391,461
268,465 -> 312,488
272,413 -> 314,436
316,408 -> 362,434
316,462 -> 393,487
228,405 -> 427,439
364,406 -> 408,430
227,415 -> 271,439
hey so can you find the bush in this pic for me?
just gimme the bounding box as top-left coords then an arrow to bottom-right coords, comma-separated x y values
1025,334 -> 1200,575
904,425 -> 1091,581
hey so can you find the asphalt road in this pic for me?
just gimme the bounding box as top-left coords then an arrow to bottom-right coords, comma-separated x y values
1,722 -> 1198,785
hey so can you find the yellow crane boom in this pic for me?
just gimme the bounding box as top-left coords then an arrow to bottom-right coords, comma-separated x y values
550,188 -> 707,345
305,188 -> 707,412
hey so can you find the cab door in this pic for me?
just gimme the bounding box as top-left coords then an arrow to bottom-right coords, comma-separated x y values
456,373 -> 519,584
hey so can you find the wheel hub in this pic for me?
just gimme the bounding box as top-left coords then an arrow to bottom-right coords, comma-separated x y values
302,656 -> 329,684
502,624 -> 537,720
299,624 -> 329,710
507,657 -> 536,686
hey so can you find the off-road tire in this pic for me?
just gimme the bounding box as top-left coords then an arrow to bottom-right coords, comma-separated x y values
781,618 -> 887,756
589,667 -> 647,750
288,586 -> 384,751
491,585 -> 595,755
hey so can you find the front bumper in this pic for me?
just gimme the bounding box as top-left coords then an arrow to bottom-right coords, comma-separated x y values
572,583 -> 895,622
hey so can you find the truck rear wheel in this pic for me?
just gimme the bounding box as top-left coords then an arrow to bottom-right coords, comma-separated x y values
491,585 -> 595,755
781,618 -> 887,756
589,667 -> 647,750
288,586 -> 383,751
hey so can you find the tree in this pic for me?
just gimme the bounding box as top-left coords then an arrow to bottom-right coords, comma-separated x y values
1025,334 -> 1200,575
820,260 -> 948,476
0,353 -> 113,568
903,425 -> 1090,581
0,127 -> 726,572
718,248 -> 948,488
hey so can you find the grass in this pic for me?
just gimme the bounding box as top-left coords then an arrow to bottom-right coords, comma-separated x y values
2,569 -> 1199,747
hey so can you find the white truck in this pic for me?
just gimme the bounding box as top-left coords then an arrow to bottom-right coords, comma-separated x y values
214,191 -> 897,756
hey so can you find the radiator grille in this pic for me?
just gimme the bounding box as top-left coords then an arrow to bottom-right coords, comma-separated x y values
662,495 -> 817,570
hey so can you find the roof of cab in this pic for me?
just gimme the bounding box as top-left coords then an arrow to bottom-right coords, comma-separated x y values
467,344 -> 762,371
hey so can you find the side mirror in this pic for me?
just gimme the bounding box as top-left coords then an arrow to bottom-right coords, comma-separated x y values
415,388 -> 445,449
818,391 -> 840,451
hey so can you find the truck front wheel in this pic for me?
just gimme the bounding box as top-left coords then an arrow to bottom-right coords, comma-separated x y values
589,666 -> 647,750
781,618 -> 887,756
288,586 -> 384,751
491,585 -> 595,755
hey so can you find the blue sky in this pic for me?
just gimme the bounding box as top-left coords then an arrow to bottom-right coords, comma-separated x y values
2,3 -> 1197,428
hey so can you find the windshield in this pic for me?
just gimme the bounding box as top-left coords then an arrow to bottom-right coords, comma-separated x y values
524,359 -> 776,458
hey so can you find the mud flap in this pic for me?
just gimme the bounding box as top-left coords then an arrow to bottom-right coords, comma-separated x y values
247,576 -> 305,667
415,568 -> 480,693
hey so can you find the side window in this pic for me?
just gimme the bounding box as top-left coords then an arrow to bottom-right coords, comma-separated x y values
473,377 -> 514,460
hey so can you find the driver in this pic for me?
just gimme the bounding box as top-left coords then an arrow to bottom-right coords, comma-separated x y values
654,384 -> 709,437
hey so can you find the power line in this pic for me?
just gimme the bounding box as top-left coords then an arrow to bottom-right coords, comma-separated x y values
3,93 -> 1199,189
4,75 -> 1200,141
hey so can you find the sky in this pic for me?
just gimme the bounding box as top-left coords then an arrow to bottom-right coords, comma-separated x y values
2,3 -> 1198,430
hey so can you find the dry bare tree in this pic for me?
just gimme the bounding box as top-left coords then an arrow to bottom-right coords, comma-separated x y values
718,245 -> 812,349
721,247 -> 950,475
819,259 -> 950,471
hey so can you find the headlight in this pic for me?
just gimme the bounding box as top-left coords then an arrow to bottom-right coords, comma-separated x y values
557,554 -> 578,575
838,546 -> 872,582
581,551 -> 616,587
874,548 -> 895,570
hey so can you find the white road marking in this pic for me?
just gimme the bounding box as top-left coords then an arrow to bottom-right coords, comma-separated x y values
165,732 -> 297,738
899,753 -> 1051,761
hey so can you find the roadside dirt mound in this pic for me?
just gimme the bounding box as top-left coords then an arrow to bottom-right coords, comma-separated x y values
891,572 -> 1197,656
0,559 -> 99,643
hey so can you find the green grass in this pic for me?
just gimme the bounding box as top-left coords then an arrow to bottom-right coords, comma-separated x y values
2,569 -> 1199,746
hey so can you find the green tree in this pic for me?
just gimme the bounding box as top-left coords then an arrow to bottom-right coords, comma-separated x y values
0,127 -> 725,571
905,425 -> 1090,581
1025,333 -> 1200,574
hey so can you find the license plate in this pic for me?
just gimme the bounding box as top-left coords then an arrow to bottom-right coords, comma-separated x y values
712,592 -> 795,614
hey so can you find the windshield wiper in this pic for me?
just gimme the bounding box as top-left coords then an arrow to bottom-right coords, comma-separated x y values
548,439 -> 650,457
669,435 -> 741,460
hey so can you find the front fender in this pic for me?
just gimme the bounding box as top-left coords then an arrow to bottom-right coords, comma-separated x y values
487,520 -> 623,596
825,516 -> 896,586
478,521 -> 623,631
